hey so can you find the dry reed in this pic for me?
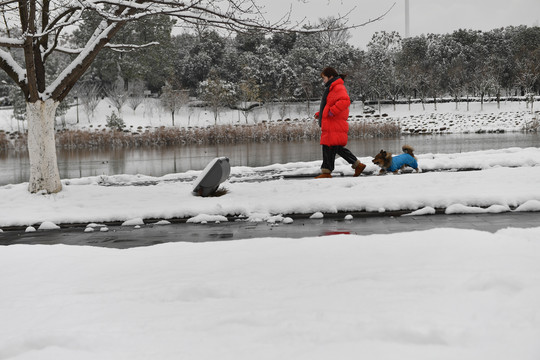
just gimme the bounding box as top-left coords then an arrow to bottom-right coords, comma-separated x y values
3,119 -> 401,151
0,132 -> 8,150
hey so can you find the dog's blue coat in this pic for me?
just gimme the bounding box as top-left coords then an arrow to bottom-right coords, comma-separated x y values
388,153 -> 418,172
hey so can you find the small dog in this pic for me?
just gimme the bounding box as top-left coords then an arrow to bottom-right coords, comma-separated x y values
372,145 -> 419,175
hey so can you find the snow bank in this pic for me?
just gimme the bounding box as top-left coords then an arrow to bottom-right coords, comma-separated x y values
1,227 -> 540,360
1,148 -> 540,228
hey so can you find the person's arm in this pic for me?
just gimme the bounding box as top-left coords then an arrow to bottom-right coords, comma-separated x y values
328,86 -> 350,116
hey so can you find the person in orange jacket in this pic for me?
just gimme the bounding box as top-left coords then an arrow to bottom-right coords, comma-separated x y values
314,67 -> 366,178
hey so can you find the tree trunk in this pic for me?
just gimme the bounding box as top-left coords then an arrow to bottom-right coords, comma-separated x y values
480,93 -> 484,111
27,100 -> 62,194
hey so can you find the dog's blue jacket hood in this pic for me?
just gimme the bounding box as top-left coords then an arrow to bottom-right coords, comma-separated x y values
388,153 -> 418,172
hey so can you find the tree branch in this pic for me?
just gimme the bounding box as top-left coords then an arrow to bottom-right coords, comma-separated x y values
0,48 -> 26,85
2,0 -> 395,103
0,37 -> 25,47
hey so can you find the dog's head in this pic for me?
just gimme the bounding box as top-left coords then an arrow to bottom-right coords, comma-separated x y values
372,150 -> 393,169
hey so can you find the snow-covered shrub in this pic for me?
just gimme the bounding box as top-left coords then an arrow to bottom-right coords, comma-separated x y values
106,112 -> 125,131
197,69 -> 238,124
522,116 -> 539,132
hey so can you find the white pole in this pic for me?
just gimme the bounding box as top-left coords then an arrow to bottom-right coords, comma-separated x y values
405,0 -> 410,38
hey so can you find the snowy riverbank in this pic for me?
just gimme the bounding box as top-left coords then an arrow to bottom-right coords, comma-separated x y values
1,97 -> 538,135
1,147 -> 540,229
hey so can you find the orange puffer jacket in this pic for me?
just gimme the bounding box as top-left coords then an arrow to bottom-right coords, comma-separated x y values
315,78 -> 351,146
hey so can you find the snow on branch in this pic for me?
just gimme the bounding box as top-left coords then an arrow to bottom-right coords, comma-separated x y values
54,41 -> 160,55
45,20 -> 119,100
0,37 -> 24,47
0,48 -> 26,83
106,41 -> 160,52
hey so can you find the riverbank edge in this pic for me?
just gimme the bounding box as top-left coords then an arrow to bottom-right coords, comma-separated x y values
2,206 -> 538,232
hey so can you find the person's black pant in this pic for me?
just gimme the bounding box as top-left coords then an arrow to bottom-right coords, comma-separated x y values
321,145 -> 358,172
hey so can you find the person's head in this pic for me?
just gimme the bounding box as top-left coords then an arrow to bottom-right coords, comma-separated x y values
320,67 -> 347,83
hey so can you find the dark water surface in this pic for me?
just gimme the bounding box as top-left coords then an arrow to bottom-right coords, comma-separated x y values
1,133 -> 539,185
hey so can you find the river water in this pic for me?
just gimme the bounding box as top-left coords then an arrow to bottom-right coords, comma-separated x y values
1,133 -> 539,185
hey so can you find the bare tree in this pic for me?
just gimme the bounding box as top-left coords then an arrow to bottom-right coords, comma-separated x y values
0,0 -> 390,194
73,82 -> 102,123
237,77 -> 260,124
160,83 -> 189,126
318,17 -> 352,46
516,48 -> 540,113
127,80 -> 145,113
105,79 -> 130,115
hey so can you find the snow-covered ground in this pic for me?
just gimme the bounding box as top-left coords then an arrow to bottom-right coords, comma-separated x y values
1,99 -> 540,360
0,146 -> 539,228
1,227 -> 540,360
1,97 -> 538,134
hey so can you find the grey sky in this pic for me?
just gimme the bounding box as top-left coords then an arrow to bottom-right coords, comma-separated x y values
258,0 -> 540,48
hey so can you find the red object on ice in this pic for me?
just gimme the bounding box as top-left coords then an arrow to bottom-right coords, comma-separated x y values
324,231 -> 351,236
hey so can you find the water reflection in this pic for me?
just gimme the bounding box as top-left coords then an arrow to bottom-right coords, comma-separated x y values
1,133 -> 539,185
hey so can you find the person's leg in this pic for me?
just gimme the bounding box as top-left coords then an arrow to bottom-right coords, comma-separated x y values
336,146 -> 366,177
336,146 -> 357,164
321,145 -> 338,172
316,145 -> 336,178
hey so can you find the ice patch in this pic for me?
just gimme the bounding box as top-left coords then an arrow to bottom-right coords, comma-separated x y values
86,223 -> 106,228
122,218 -> 145,226
266,215 -> 285,224
404,207 -> 436,216
187,214 -> 228,223
154,220 -> 171,225
38,221 -> 60,230
445,204 -> 486,214
246,213 -> 271,222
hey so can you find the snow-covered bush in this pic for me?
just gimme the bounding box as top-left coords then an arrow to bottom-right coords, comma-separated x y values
105,112 -> 125,131
522,116 -> 539,132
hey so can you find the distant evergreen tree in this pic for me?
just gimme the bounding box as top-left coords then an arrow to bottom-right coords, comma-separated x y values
73,15 -> 175,93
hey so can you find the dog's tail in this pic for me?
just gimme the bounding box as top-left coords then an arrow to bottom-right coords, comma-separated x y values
402,145 -> 415,157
